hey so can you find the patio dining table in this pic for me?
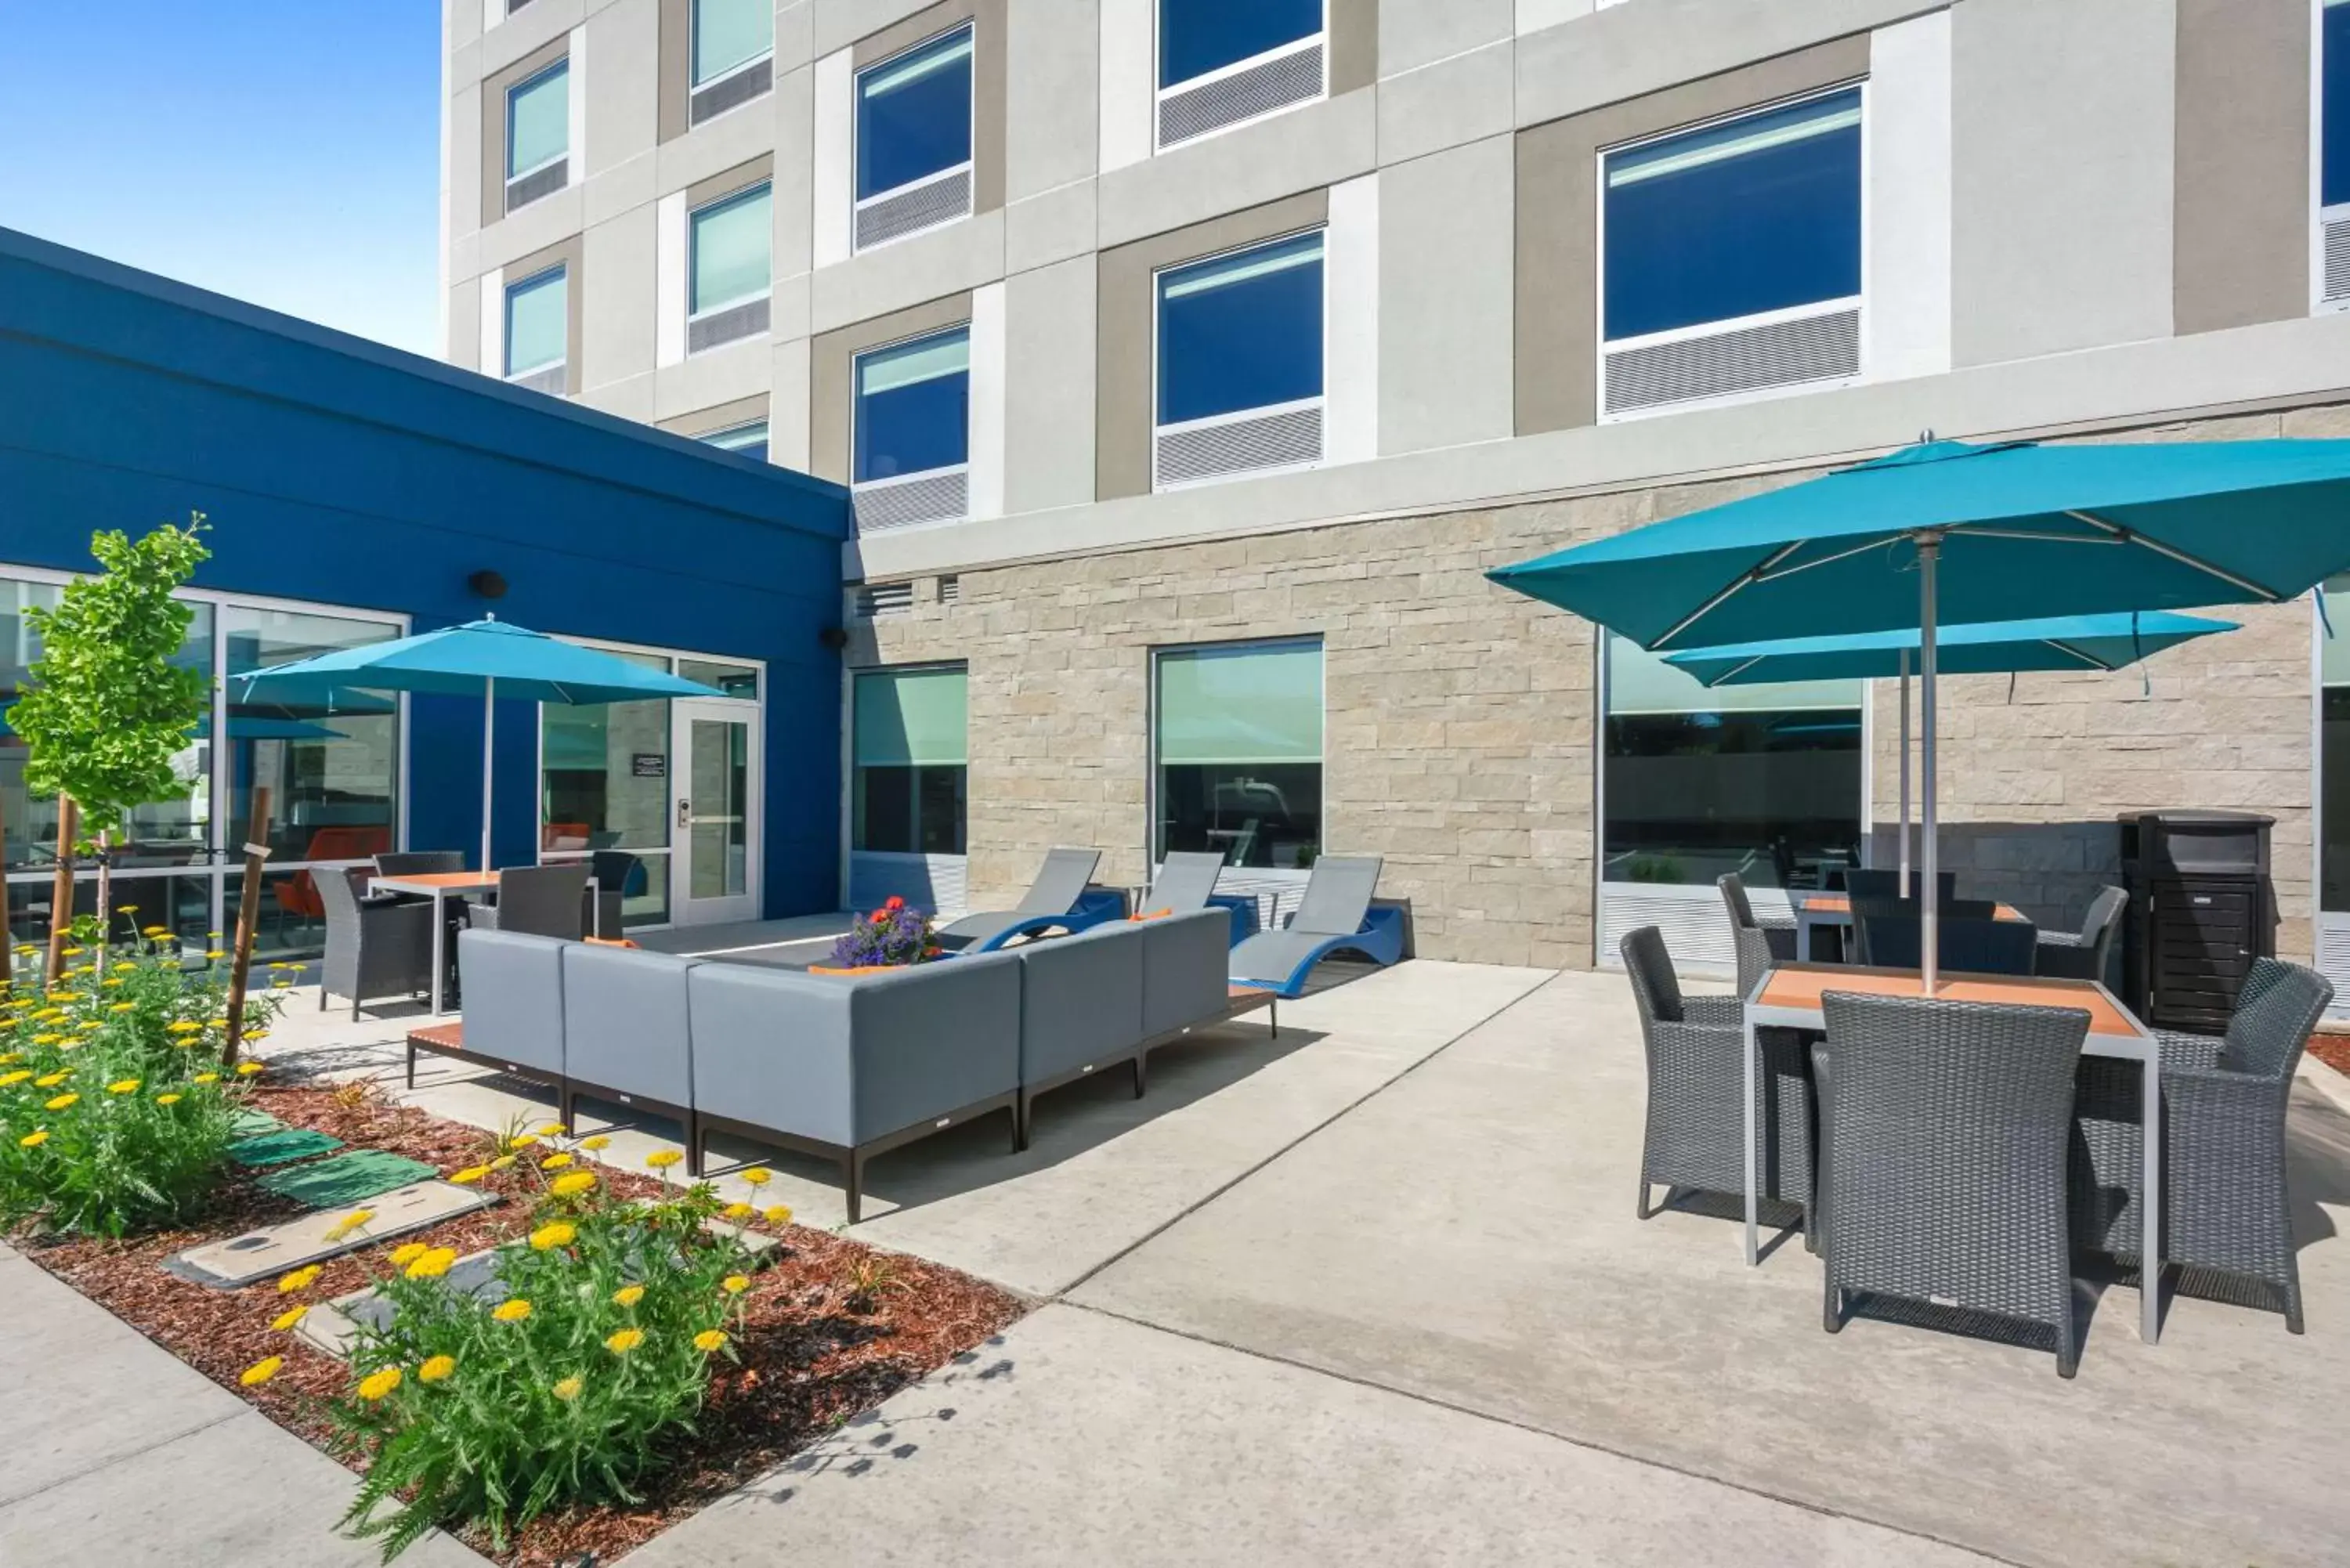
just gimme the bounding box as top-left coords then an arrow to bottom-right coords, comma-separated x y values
1741,962 -> 2162,1344
1792,894 -> 2030,961
367,869 -> 595,1017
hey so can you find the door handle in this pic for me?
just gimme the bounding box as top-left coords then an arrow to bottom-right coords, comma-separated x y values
677,798 -> 692,829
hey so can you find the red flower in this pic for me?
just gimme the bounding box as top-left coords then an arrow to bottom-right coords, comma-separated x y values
884,895 -> 906,912
869,909 -> 888,923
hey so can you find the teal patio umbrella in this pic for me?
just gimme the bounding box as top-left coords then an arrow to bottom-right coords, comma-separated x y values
1491,436 -> 2350,988
233,616 -> 723,873
1661,610 -> 2239,898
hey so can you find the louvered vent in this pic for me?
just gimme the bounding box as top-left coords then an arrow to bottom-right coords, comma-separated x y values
938,575 -> 961,605
2319,920 -> 2350,1017
1596,883 -> 1792,977
505,158 -> 567,213
1156,405 -> 1321,488
692,57 -> 772,126
855,582 -> 916,620
855,471 -> 968,533
1159,42 -> 1324,148
508,363 -> 566,396
849,851 -> 967,919
507,0 -> 536,12
688,296 -> 770,354
1603,306 -> 1860,417
855,168 -> 974,252
2324,216 -> 2350,307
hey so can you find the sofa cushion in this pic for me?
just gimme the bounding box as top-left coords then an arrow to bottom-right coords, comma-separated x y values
1140,909 -> 1233,1037
1015,921 -> 1145,1084
561,942 -> 696,1107
454,929 -> 566,1076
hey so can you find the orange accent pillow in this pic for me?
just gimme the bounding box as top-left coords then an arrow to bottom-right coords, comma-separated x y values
1126,909 -> 1174,922
808,964 -> 896,976
584,936 -> 641,949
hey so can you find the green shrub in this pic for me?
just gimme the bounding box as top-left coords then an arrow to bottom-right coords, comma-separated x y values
307,1144 -> 773,1560
0,922 -> 285,1237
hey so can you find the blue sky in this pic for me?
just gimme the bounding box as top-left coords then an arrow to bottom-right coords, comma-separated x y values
0,3 -> 444,356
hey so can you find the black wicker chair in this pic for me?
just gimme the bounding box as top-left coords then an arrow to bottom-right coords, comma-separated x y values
466,862 -> 591,941
316,867 -> 435,1020
1622,926 -> 1813,1239
1717,873 -> 1797,996
2034,885 -> 2125,984
1815,990 -> 2091,1377
1843,869 -> 1956,904
588,849 -> 642,939
374,851 -> 465,878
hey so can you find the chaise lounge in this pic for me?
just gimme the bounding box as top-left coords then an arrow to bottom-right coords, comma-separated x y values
935,846 -> 1112,952
1227,855 -> 1402,1027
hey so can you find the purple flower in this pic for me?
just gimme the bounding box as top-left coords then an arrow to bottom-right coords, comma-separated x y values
828,903 -> 939,968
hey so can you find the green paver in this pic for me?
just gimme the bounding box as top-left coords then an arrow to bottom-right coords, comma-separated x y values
228,1127 -> 343,1167
255,1150 -> 439,1209
230,1109 -> 284,1136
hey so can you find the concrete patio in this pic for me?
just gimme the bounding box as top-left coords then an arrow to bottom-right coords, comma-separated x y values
20,942 -> 2350,1564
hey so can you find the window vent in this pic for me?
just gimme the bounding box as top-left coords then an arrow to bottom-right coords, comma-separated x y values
2318,920 -> 2350,1017
505,157 -> 568,213
1155,404 -> 1322,488
692,57 -> 772,126
856,582 -> 916,620
507,0 -> 537,12
508,363 -> 567,396
854,470 -> 970,533
1603,305 -> 1861,417
938,575 -> 961,605
688,295 -> 770,355
855,168 -> 974,252
1159,41 -> 1323,149
2324,215 -> 2350,307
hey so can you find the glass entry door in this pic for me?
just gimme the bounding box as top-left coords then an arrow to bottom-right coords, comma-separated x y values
671,698 -> 760,925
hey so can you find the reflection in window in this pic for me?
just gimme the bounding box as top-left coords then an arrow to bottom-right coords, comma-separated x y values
2327,2 -> 2350,209
854,327 -> 970,484
1603,88 -> 1863,344
1603,634 -> 1860,890
678,658 -> 759,699
689,183 -> 772,320
226,608 -> 400,868
856,25 -> 974,203
694,0 -> 772,87
700,420 -> 768,463
2321,578 -> 2350,912
852,666 -> 967,856
505,266 -> 567,378
1156,231 -> 1324,428
507,60 -> 569,179
1159,0 -> 1321,89
541,649 -> 673,927
1155,640 -> 1321,870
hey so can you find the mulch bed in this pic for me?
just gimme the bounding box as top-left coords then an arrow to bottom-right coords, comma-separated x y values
2310,1031 -> 2350,1080
13,1081 -> 1028,1567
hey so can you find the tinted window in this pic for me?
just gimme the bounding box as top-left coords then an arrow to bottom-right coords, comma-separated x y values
855,328 -> 971,482
505,267 -> 566,374
2327,3 -> 2350,208
701,421 -> 769,463
1603,89 -> 1862,342
507,61 -> 569,177
1159,0 -> 1321,89
1156,231 -> 1323,426
694,0 -> 772,85
857,27 -> 974,201
1155,641 -> 1323,870
690,185 -> 772,314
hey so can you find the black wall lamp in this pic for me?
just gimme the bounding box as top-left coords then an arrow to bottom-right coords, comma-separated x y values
468,569 -> 509,600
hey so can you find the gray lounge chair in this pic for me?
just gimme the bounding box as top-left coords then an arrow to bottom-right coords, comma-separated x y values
935,847 -> 1107,952
1227,855 -> 1398,1009
1137,850 -> 1228,914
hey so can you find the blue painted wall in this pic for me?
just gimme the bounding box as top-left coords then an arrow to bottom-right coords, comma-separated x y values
0,226 -> 851,918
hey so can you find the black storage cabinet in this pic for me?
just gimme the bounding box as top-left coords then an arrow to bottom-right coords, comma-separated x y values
2117,810 -> 2276,1031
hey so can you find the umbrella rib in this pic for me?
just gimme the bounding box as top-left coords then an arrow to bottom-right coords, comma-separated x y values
1654,540 -> 1808,649
2039,639 -> 2116,672
1947,525 -> 2121,544
1706,656 -> 1768,688
1750,537 -> 1893,582
2060,510 -> 2283,602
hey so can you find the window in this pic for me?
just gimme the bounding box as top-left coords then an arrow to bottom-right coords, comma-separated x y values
700,420 -> 769,463
1600,87 -> 1864,415
689,0 -> 773,125
541,647 -> 673,927
225,609 -> 400,868
1154,640 -> 1321,870
2319,1 -> 2350,309
1154,230 -> 1325,486
1157,0 -> 1325,147
2319,579 -> 2350,914
852,666 -> 967,857
855,25 -> 975,250
688,183 -> 772,352
505,60 -> 570,210
851,327 -> 971,529
504,266 -> 568,386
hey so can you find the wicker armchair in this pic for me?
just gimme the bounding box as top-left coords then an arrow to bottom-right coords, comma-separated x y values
2034,885 -> 2125,984
316,867 -> 434,1020
1717,873 -> 1796,996
1622,926 -> 1813,1237
1816,991 -> 2090,1377
466,862 -> 591,941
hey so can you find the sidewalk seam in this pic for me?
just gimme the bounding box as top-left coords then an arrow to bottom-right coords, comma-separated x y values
0,1407 -> 246,1514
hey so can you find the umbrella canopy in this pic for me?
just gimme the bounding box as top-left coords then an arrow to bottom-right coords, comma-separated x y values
231,617 -> 725,873
1491,439 -> 2350,649
1660,610 -> 2239,686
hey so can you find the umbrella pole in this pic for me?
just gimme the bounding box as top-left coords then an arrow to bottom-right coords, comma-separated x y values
1919,537 -> 1940,995
480,675 -> 496,875
1899,648 -> 1911,900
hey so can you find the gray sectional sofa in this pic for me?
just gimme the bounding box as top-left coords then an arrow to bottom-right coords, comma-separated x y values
432,908 -> 1241,1222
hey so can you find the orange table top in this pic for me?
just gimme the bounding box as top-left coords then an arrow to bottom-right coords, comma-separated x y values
1753,966 -> 2142,1038
371,870 -> 498,891
1801,894 -> 2026,922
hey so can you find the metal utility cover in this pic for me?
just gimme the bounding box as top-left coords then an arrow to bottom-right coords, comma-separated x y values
164,1180 -> 496,1290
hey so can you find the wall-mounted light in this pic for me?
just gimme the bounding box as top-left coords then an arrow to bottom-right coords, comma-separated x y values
468,569 -> 509,600
818,626 -> 850,652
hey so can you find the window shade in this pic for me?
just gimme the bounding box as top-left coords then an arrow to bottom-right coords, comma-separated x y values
2324,577 -> 2350,686
1608,634 -> 1862,717
505,268 -> 567,374
690,185 -> 772,314
508,63 -> 569,176
1608,96 -> 1863,189
858,331 -> 970,396
856,26 -> 974,201
694,0 -> 772,84
1159,0 -> 1322,89
1157,642 -> 1322,765
855,667 -> 967,767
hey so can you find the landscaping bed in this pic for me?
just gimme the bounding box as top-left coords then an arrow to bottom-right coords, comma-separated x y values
15,1080 -> 1027,1567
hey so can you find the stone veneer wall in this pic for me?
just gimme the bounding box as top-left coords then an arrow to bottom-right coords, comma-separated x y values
848,405 -> 2348,970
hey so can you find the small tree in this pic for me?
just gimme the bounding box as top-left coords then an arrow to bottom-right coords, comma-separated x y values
13,517 -> 211,976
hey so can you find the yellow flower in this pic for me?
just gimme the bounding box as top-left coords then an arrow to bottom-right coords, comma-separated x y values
721,1274 -> 750,1295
116,905 -> 137,915
763,1205 -> 794,1227
236,1061 -> 265,1077
167,1021 -> 201,1034
404,1247 -> 457,1281
109,1002 -> 134,1013
33,1072 -> 67,1089
244,1030 -> 269,1042
604,1328 -> 645,1355
43,1093 -> 78,1111
0,1071 -> 31,1087
612,1284 -> 645,1308
278,1266 -> 321,1294
101,978 -> 123,988
356,1367 -> 403,1402
389,1242 -> 428,1266
534,1122 -> 566,1137
154,1093 -> 183,1107
529,1222 -> 577,1252
579,1135 -> 611,1151
113,961 -> 136,972
540,1152 -> 574,1170
488,1154 -> 517,1171
240,1356 -> 284,1387
549,1170 -> 597,1199
693,1329 -> 728,1353
740,1167 -> 773,1187
418,1355 -> 457,1384
204,950 -> 226,961
551,1374 -> 584,1401
60,947 -> 82,958
142,926 -> 168,938
645,1150 -> 684,1170
324,1208 -> 377,1241
107,1078 -> 140,1095
17,1129 -> 49,1148
192,1072 -> 220,1086
722,1202 -> 754,1221
447,1165 -> 490,1186
270,1306 -> 309,1332
492,1299 -> 533,1322
508,1133 -> 540,1148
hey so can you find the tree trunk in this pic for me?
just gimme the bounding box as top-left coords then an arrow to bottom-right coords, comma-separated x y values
45,796 -> 77,986
223,788 -> 271,1070
92,827 -> 111,948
